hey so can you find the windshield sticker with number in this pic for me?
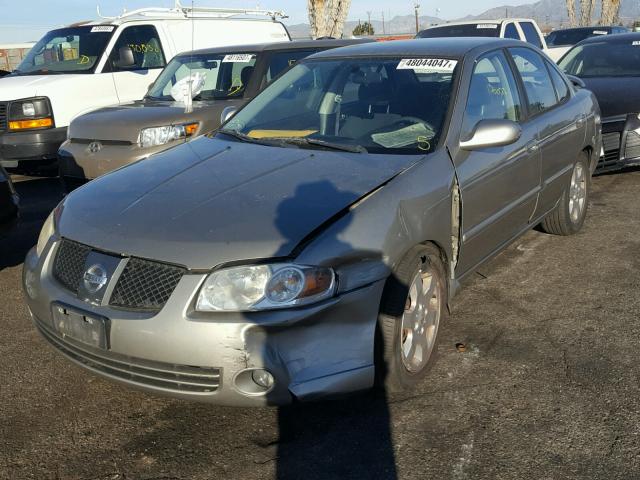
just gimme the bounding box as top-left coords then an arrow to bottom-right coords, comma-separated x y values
397,58 -> 457,73
593,30 -> 608,35
477,24 -> 499,29
222,54 -> 255,63
91,26 -> 115,33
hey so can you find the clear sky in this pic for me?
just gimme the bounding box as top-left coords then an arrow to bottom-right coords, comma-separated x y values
0,0 -> 535,43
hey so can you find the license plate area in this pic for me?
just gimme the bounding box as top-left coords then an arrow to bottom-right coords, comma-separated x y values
51,303 -> 110,350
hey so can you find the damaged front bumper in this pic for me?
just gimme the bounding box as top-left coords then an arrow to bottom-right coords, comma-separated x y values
23,241 -> 384,406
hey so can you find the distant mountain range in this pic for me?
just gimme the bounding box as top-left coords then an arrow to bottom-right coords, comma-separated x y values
286,0 -> 640,38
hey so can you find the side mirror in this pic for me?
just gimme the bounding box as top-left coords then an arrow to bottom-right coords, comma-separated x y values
566,74 -> 586,89
220,106 -> 238,125
113,46 -> 135,69
460,119 -> 522,150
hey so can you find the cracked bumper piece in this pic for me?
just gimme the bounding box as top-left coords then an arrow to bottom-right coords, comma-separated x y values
23,245 -> 384,406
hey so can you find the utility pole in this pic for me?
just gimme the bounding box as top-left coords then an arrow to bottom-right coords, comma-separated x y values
367,10 -> 372,27
414,2 -> 420,34
382,11 -> 386,35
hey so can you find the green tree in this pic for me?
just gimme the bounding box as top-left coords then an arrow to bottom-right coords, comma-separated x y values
353,21 -> 375,36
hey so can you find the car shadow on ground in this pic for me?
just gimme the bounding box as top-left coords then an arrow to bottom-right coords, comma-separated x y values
0,176 -> 62,271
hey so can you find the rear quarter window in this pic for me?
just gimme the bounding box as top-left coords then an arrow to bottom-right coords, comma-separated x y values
519,22 -> 543,49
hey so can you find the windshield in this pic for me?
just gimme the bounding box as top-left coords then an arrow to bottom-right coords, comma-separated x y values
220,57 -> 457,155
15,26 -> 114,74
559,41 -> 640,77
546,28 -> 609,47
147,52 -> 259,101
418,24 -> 500,38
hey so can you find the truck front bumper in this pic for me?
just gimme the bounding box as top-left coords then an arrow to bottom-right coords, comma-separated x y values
0,127 -> 67,170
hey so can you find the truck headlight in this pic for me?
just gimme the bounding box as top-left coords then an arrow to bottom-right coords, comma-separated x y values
196,264 -> 336,312
139,123 -> 198,148
8,97 -> 54,131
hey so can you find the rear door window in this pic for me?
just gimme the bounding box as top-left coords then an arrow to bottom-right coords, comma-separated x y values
265,49 -> 321,84
518,22 -> 543,49
110,25 -> 165,71
509,47 -> 558,116
504,23 -> 521,40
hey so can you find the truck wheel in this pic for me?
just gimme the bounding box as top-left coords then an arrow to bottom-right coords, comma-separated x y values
540,153 -> 590,236
376,244 -> 447,392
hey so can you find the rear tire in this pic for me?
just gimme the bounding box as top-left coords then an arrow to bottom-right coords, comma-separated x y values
540,153 -> 590,236
376,244 -> 448,392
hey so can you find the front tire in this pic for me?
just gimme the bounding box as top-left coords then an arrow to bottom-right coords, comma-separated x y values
540,153 -> 590,236
376,244 -> 447,392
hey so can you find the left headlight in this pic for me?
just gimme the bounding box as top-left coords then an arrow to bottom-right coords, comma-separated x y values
139,122 -> 198,148
9,97 -> 54,131
196,264 -> 336,312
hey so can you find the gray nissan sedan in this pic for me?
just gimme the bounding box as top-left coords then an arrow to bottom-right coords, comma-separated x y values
23,39 -> 601,406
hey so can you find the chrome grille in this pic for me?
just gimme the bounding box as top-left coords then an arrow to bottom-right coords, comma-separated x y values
53,239 -> 91,294
0,102 -> 7,131
600,132 -> 621,167
36,320 -> 221,394
625,131 -> 640,160
110,258 -> 185,312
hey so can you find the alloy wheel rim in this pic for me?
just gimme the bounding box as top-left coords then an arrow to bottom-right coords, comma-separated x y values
569,162 -> 587,224
400,266 -> 441,373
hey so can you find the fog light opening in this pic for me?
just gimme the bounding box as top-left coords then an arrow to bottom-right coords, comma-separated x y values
233,368 -> 276,396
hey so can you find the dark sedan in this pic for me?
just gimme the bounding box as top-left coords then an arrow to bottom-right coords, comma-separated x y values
559,32 -> 640,172
0,165 -> 18,233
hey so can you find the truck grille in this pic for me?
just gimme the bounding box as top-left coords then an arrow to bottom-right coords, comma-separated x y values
36,320 -> 221,394
625,131 -> 640,160
0,102 -> 7,131
110,258 -> 185,311
53,239 -> 185,312
600,132 -> 621,167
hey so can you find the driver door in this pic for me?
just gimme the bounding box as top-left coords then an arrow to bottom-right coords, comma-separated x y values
107,25 -> 167,104
453,50 -> 540,276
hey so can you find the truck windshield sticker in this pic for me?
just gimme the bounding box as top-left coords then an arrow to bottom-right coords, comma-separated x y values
592,30 -> 608,35
91,26 -> 115,33
222,54 -> 255,63
397,58 -> 457,73
634,41 -> 640,46
477,24 -> 499,29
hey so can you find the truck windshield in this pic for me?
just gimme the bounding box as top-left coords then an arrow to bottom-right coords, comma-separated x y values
417,24 -> 501,38
219,57 -> 457,155
14,26 -> 114,75
147,53 -> 259,101
559,40 -> 640,77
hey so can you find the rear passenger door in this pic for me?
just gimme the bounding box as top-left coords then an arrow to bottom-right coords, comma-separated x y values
454,50 -> 540,275
508,47 -> 582,218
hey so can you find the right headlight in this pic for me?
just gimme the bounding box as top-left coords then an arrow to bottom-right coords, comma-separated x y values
36,210 -> 55,257
139,122 -> 198,148
196,264 -> 336,312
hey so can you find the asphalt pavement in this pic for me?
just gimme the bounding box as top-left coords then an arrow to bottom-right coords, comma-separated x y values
1,170 -> 639,480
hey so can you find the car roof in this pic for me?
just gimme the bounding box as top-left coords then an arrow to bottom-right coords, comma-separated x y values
307,37 -> 527,60
578,31 -> 640,45
177,39 -> 371,58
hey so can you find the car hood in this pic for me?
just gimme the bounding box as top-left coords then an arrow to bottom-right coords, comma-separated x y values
581,76 -> 640,118
59,135 -> 421,269
69,100 -> 238,143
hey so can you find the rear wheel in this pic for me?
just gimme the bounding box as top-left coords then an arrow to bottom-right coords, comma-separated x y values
540,153 -> 590,236
376,244 -> 447,392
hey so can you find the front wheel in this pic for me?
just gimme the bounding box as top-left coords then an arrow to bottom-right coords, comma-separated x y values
540,153 -> 590,236
376,244 -> 447,392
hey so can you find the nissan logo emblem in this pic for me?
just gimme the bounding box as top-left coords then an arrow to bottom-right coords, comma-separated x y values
88,141 -> 102,154
83,264 -> 108,294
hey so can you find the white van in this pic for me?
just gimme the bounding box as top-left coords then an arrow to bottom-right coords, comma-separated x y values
0,2 -> 290,170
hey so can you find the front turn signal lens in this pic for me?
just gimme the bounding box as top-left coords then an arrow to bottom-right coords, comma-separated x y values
184,122 -> 199,136
9,117 -> 53,131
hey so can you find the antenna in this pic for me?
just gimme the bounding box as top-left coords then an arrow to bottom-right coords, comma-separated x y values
185,0 -> 195,114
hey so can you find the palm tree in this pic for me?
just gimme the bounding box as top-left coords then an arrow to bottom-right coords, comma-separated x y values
600,0 -> 622,25
308,0 -> 351,38
566,0 -> 577,26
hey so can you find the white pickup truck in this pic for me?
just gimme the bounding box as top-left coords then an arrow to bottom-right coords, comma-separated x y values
418,18 -> 548,53
0,2 -> 290,171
